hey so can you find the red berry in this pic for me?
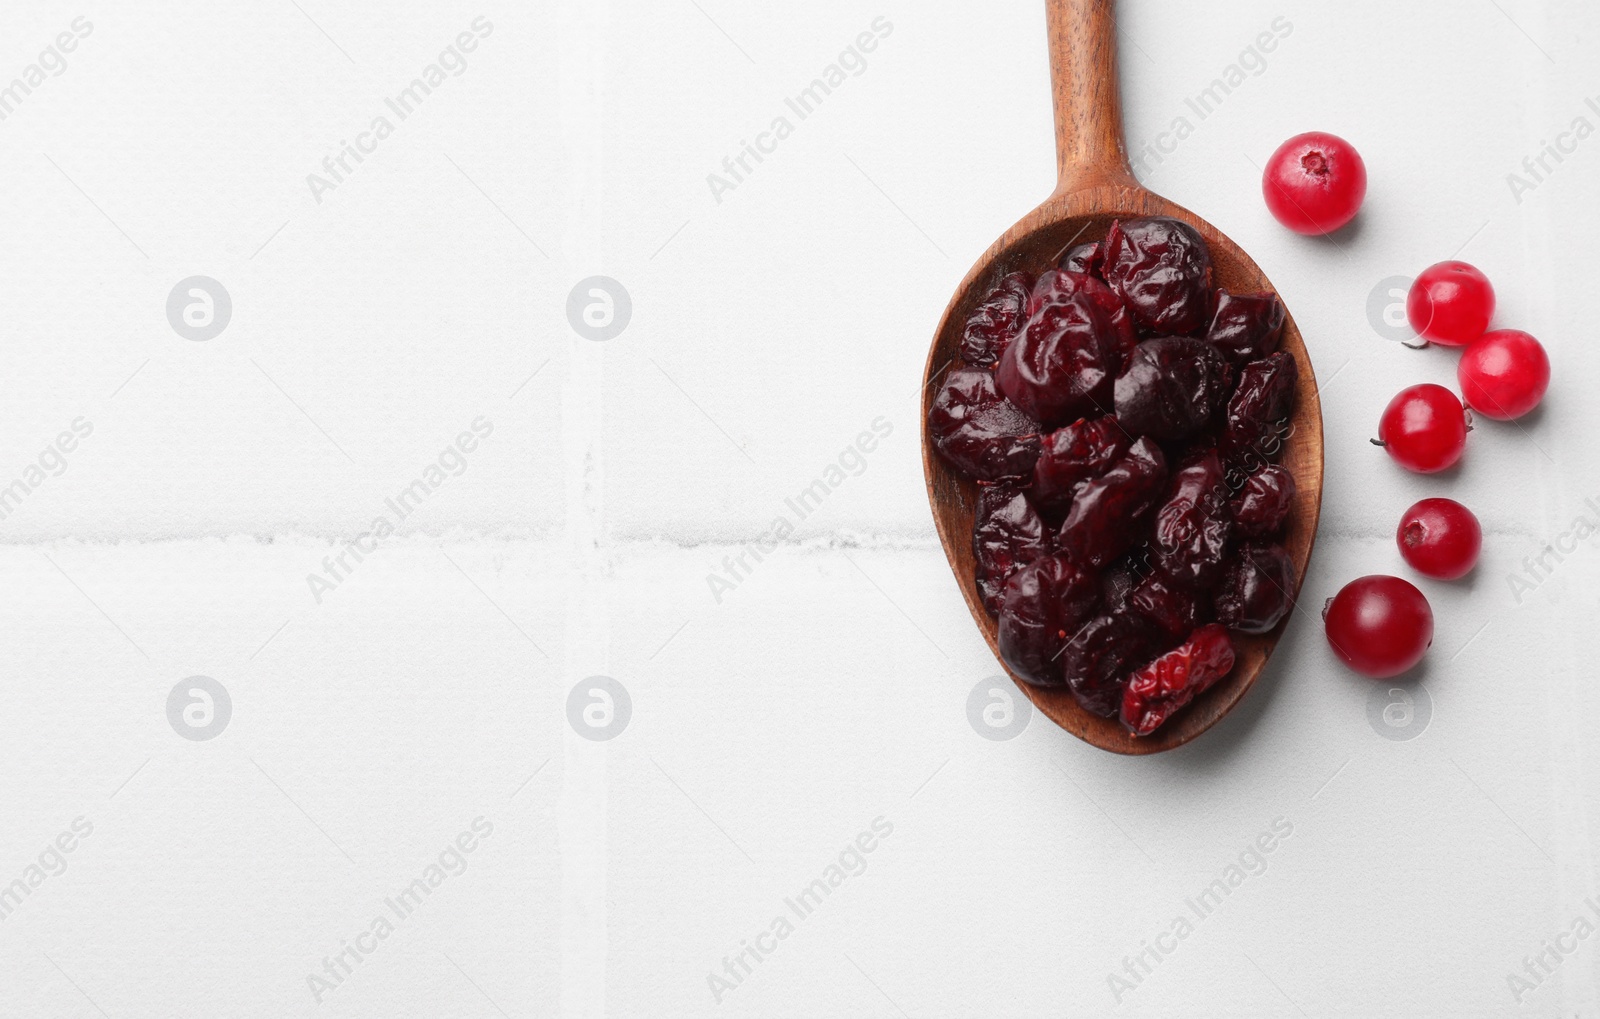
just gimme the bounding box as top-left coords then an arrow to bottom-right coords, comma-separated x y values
1406,261 -> 1495,347
1397,498 -> 1482,580
1375,383 -> 1469,474
1457,329 -> 1549,420
1262,132 -> 1367,235
1323,576 -> 1433,678
1120,624 -> 1236,737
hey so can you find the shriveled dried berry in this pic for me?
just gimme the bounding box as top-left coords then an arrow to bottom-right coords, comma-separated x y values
1114,336 -> 1232,441
1061,612 -> 1168,717
1127,572 -> 1199,640
1230,465 -> 1296,539
1150,450 -> 1232,591
1206,291 -> 1286,366
1120,624 -> 1236,737
997,556 -> 1100,687
928,368 -> 1042,481
1221,352 -> 1298,463
1100,557 -> 1143,615
1059,437 -> 1168,569
972,485 -> 1051,614
1214,542 -> 1296,634
997,294 -> 1119,427
1060,241 -> 1105,277
1028,269 -> 1137,367
1031,415 -> 1129,516
960,271 -> 1034,368
1102,217 -> 1214,335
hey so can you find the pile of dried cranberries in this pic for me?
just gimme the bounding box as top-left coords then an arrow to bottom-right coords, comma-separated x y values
930,217 -> 1300,737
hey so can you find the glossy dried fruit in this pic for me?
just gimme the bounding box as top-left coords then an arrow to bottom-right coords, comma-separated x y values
1151,450 -> 1233,591
1222,352 -> 1298,463
1127,572 -> 1199,640
960,271 -> 1034,368
1028,269 -> 1137,367
1120,624 -> 1236,737
997,294 -> 1119,427
928,368 -> 1042,481
1230,465 -> 1296,539
1061,612 -> 1168,717
1102,217 -> 1214,335
997,556 -> 1100,687
1214,542 -> 1296,634
1114,336 -> 1232,441
1031,415 -> 1129,516
1206,291 -> 1286,366
1060,241 -> 1105,277
972,485 -> 1051,614
1059,437 -> 1168,569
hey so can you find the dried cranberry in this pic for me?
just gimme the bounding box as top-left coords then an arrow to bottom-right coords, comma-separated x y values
928,368 -> 1042,481
1060,241 -> 1105,277
1214,542 -> 1296,634
1100,557 -> 1143,614
1059,437 -> 1168,569
1120,624 -> 1236,737
1230,465 -> 1296,539
1061,613 -> 1168,717
996,294 -> 1118,427
1150,450 -> 1233,591
972,485 -> 1050,614
1205,291 -> 1286,366
1031,415 -> 1129,516
1221,352 -> 1298,463
1114,336 -> 1232,441
1127,572 -> 1199,640
996,556 -> 1100,687
1028,269 -> 1137,367
959,272 -> 1034,368
1102,217 -> 1214,335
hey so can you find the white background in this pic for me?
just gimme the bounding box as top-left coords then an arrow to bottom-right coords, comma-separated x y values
1,0 -> 1597,1015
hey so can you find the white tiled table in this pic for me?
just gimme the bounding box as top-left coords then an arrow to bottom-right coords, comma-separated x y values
2,1 -> 1596,1015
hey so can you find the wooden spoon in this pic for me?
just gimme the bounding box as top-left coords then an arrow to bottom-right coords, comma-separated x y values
921,0 -> 1324,755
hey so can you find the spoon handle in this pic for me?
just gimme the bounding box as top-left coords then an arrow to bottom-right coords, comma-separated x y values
1045,0 -> 1138,193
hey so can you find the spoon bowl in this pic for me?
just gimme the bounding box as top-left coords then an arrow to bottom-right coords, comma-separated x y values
921,0 -> 1324,754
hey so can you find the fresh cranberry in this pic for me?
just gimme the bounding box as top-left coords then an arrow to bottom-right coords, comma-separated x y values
1457,329 -> 1549,420
1031,416 -> 1129,516
1150,450 -> 1232,591
959,272 -> 1034,367
1406,262 -> 1494,348
1323,575 -> 1433,678
1397,498 -> 1481,580
972,485 -> 1050,614
996,294 -> 1118,426
928,369 -> 1041,481
1060,612 -> 1168,717
996,556 -> 1100,687
1120,624 -> 1236,737
1059,437 -> 1168,569
1261,131 -> 1367,235
1221,352 -> 1298,463
1375,383 -> 1469,474
1060,241 -> 1105,277
1230,465 -> 1296,539
1213,543 -> 1296,634
1114,337 -> 1233,442
1102,217 -> 1214,335
1206,291 -> 1286,366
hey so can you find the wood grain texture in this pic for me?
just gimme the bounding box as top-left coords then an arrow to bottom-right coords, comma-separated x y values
919,0 -> 1324,755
